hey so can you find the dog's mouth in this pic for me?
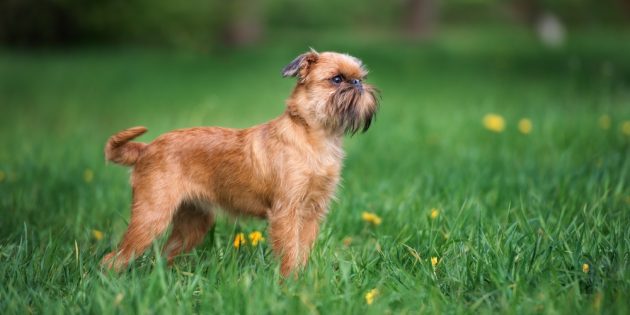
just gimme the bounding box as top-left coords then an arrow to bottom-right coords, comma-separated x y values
329,84 -> 379,135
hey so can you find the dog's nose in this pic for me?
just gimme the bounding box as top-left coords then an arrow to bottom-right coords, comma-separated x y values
350,79 -> 363,92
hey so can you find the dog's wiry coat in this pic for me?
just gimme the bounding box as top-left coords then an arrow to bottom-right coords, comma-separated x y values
102,51 -> 379,276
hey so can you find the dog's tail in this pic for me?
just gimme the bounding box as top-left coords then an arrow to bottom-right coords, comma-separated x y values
105,126 -> 148,166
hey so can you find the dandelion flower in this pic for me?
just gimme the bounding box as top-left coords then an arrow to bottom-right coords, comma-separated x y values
431,256 -> 439,267
233,233 -> 246,249
248,231 -> 265,246
518,118 -> 533,134
483,113 -> 505,132
582,263 -> 590,273
430,208 -> 439,219
83,169 -> 94,183
622,121 -> 630,136
342,236 -> 353,247
92,229 -> 104,241
365,288 -> 378,305
0,170 -> 5,182
598,115 -> 611,130
362,212 -> 382,225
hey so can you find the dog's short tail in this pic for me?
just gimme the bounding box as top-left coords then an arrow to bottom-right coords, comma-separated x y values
105,126 -> 148,166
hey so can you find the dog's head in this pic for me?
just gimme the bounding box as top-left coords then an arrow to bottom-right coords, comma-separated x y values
282,49 -> 379,135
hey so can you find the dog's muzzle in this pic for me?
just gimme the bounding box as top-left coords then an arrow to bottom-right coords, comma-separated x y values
350,79 -> 363,93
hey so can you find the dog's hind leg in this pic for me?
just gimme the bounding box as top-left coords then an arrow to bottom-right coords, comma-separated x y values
163,201 -> 214,263
101,182 -> 181,271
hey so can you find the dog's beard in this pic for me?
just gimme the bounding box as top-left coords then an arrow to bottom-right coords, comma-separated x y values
328,85 -> 379,135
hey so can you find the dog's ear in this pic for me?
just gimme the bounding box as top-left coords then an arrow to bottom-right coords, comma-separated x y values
282,49 -> 319,80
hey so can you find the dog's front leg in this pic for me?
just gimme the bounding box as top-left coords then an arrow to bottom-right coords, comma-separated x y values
298,200 -> 327,267
268,199 -> 304,277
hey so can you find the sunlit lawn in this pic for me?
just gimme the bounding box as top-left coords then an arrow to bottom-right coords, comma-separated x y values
1,28 -> 629,314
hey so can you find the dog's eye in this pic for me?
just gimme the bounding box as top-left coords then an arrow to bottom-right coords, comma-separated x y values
331,75 -> 343,84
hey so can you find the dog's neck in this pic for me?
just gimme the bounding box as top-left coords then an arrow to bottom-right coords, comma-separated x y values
285,91 -> 345,139
285,106 -> 310,130
281,109 -> 342,138
274,106 -> 343,158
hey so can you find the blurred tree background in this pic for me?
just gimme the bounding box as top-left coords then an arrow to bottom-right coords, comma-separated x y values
1,0 -> 629,49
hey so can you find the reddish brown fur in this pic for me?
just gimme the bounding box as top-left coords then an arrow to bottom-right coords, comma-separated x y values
102,50 -> 379,276
104,126 -> 148,166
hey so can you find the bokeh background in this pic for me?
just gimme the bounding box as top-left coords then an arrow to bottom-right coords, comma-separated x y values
2,0 -> 629,143
1,0 -> 630,314
2,0 -> 630,48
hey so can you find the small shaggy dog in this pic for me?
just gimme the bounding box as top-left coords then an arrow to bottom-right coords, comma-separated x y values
102,50 -> 379,276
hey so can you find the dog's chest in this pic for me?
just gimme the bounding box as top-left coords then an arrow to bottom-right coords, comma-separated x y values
307,163 -> 340,200
302,140 -> 343,194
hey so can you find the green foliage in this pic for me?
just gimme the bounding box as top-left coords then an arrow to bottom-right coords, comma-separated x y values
2,0 -> 629,47
74,0 -> 228,47
1,28 -> 629,314
266,0 -> 402,30
0,0 -> 228,47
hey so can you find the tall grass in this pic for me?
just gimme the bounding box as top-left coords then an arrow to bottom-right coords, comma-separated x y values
1,29 -> 629,314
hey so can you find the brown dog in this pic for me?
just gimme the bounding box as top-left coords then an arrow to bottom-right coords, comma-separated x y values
101,50 -> 379,276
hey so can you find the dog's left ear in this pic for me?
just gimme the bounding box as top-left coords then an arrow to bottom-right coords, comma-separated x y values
281,50 -> 319,80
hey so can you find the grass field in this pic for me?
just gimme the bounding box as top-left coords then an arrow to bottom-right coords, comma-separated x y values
1,28 -> 629,314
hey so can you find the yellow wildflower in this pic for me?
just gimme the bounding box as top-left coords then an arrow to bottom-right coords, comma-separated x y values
233,233 -> 246,249
248,231 -> 265,246
342,236 -> 353,247
598,115 -> 610,130
0,170 -> 5,182
518,118 -> 533,134
483,113 -> 505,132
362,212 -> 382,225
430,208 -> 439,219
92,229 -> 104,241
431,256 -> 439,267
582,263 -> 590,273
621,121 -> 630,136
364,288 -> 378,305
83,169 -> 94,183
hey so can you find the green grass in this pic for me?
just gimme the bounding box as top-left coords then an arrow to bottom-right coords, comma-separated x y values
1,28 -> 629,314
